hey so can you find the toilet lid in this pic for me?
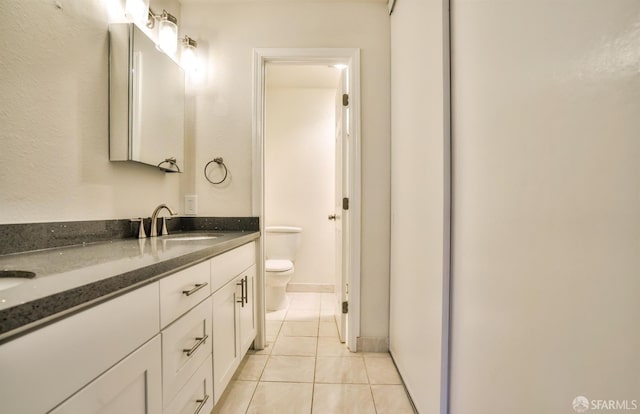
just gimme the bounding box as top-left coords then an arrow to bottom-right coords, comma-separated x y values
266,259 -> 293,272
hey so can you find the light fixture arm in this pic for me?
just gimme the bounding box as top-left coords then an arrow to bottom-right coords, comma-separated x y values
183,35 -> 197,48
146,8 -> 158,29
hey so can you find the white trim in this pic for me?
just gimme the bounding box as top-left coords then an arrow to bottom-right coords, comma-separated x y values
252,48 -> 362,352
251,51 -> 266,350
441,1 -> 452,412
357,336 -> 389,353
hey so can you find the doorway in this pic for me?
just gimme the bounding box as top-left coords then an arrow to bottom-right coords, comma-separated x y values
252,48 -> 361,352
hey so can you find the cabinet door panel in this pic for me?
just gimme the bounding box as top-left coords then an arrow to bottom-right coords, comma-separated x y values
212,279 -> 239,404
239,265 -> 257,354
50,335 -> 162,414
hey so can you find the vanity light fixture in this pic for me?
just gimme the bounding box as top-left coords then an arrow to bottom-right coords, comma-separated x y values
158,10 -> 178,55
146,9 -> 179,55
181,36 -> 198,73
124,0 -> 149,26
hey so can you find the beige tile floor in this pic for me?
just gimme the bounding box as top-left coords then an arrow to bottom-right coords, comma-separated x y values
212,292 -> 415,414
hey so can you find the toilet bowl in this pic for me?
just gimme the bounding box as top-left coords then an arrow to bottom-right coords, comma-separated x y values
265,226 -> 302,311
265,260 -> 294,311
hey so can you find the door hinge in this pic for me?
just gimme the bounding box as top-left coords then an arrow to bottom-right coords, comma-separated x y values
342,301 -> 349,314
342,94 -> 349,107
342,197 -> 349,210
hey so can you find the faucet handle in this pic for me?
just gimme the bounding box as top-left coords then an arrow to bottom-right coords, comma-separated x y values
130,218 -> 147,239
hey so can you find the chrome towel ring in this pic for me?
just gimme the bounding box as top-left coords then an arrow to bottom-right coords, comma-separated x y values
157,157 -> 181,173
204,157 -> 229,184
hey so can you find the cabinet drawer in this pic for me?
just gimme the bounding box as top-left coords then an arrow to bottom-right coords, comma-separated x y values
163,354 -> 214,414
160,260 -> 211,328
210,241 -> 255,292
162,297 -> 213,407
0,283 -> 160,414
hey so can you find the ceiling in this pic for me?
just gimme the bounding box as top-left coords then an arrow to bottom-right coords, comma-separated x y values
266,64 -> 342,89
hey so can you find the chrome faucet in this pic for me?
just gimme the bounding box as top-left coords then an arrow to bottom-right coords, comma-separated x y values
150,204 -> 177,237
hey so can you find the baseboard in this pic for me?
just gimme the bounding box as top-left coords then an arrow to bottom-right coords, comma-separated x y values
357,336 -> 389,353
286,283 -> 335,293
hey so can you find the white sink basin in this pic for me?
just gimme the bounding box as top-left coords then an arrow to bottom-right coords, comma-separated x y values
0,270 -> 36,291
163,233 -> 219,242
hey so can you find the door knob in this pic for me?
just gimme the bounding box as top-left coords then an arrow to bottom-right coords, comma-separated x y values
328,214 -> 337,220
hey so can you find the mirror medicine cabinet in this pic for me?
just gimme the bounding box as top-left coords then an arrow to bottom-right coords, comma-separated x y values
109,23 -> 185,172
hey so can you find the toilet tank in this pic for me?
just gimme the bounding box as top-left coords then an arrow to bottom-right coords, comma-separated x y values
265,226 -> 302,260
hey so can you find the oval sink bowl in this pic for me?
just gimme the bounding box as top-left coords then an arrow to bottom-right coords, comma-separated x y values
163,233 -> 219,242
0,270 -> 36,291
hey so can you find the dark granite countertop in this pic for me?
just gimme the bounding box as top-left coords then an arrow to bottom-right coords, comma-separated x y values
0,230 -> 260,344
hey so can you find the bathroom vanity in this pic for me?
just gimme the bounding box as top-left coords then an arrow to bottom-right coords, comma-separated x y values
0,228 -> 260,414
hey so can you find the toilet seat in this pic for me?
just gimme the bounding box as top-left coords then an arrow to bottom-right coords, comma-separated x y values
265,259 -> 293,272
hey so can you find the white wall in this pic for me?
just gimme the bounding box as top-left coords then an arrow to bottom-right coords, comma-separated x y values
181,1 -> 391,343
450,1 -> 640,412
389,0 -> 450,412
0,0 -> 185,224
265,87 -> 336,286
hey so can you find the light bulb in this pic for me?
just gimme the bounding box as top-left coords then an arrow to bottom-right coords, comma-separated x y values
181,36 -> 198,73
124,0 -> 149,26
158,10 -> 178,55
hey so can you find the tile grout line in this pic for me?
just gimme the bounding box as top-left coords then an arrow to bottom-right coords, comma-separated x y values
244,306 -> 287,413
310,304 -> 321,413
362,353 -> 381,414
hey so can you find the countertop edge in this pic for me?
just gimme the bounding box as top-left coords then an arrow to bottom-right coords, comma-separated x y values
0,231 -> 260,345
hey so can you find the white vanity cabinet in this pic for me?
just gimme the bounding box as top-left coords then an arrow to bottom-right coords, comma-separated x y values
0,238 -> 258,414
161,240 -> 257,410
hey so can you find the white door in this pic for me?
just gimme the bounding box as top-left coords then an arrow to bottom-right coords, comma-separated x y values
332,68 -> 350,343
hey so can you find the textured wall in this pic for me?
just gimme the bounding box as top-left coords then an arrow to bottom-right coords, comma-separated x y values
0,0 -> 183,224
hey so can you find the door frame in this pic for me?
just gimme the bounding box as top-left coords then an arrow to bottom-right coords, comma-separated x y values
252,48 -> 362,351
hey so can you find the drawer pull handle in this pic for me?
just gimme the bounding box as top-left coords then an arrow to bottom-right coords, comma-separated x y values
183,334 -> 209,357
194,394 -> 210,414
182,282 -> 208,296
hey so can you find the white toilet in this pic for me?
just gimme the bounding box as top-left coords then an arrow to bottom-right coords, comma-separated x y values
265,226 -> 302,311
